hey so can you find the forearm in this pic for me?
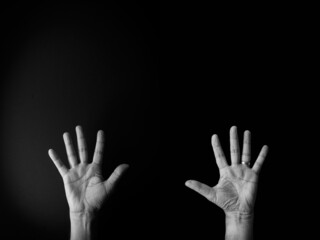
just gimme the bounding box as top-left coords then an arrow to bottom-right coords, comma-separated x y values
225,212 -> 254,240
70,212 -> 94,240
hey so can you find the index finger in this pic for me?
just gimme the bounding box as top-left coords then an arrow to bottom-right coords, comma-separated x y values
211,134 -> 228,169
92,130 -> 105,165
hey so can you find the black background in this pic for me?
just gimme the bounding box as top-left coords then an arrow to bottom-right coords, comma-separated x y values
0,1 -> 316,239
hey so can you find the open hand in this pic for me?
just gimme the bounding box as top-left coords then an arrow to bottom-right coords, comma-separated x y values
185,126 -> 268,214
49,126 -> 129,216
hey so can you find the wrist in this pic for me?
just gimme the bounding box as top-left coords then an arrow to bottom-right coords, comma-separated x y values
225,211 -> 254,225
70,212 -> 94,240
70,211 -> 95,222
225,212 -> 254,240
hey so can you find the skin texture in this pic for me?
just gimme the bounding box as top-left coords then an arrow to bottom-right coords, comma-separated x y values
185,126 -> 268,239
49,126 -> 128,240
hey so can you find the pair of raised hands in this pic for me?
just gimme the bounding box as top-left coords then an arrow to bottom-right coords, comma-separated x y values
48,126 -> 268,217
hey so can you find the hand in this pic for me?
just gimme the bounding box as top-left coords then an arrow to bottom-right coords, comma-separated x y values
49,126 -> 129,216
185,126 -> 268,215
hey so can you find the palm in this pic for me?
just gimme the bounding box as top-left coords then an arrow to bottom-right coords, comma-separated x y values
186,126 -> 268,214
49,126 -> 128,215
63,163 -> 108,213
212,165 -> 258,214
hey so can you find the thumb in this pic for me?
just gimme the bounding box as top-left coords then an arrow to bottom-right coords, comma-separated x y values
185,180 -> 215,202
104,164 -> 129,192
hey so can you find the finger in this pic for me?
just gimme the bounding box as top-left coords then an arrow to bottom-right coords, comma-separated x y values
185,180 -> 215,201
211,134 -> 228,169
63,132 -> 78,168
48,149 -> 68,177
241,130 -> 251,164
76,125 -> 88,163
92,130 -> 105,165
230,126 -> 240,165
104,164 -> 129,192
252,145 -> 269,174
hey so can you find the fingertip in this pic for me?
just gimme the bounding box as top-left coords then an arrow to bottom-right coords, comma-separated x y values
185,180 -> 193,187
114,164 -> 130,174
121,163 -> 130,170
96,130 -> 105,143
75,125 -> 82,131
211,134 -> 221,146
98,129 -> 104,136
230,125 -> 237,132
211,134 -> 218,142
48,149 -> 57,160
